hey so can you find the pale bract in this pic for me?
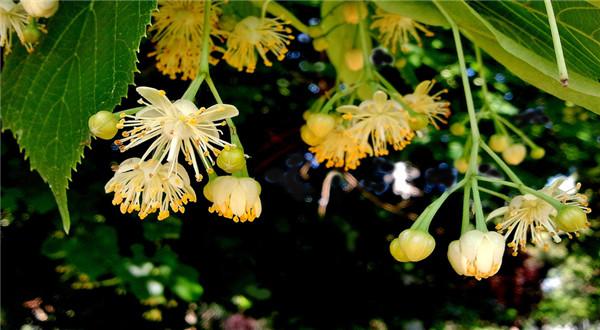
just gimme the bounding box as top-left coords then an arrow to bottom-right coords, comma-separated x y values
115,87 -> 239,182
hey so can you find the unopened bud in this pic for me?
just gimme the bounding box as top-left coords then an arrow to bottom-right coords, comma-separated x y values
345,49 -> 364,71
88,111 -> 119,140
216,146 -> 246,173
21,0 -> 59,18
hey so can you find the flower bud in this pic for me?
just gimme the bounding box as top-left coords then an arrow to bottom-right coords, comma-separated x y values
88,110 -> 119,140
312,38 -> 329,52
300,125 -> 323,146
389,237 -> 409,262
447,230 -> 505,280
341,2 -> 367,24
345,49 -> 364,71
530,147 -> 545,159
449,123 -> 466,136
217,146 -> 246,173
21,0 -> 59,18
554,205 -> 589,232
409,113 -> 429,130
454,158 -> 469,174
502,143 -> 526,165
489,134 -> 510,152
396,229 -> 436,262
306,113 -> 336,138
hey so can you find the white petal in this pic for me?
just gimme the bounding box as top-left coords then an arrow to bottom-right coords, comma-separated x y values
486,206 -> 508,222
447,241 -> 466,275
137,87 -> 176,114
200,104 -> 239,122
336,105 -> 360,114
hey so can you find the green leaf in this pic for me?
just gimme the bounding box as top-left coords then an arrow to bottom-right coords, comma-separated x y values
378,1 -> 600,114
0,1 -> 156,232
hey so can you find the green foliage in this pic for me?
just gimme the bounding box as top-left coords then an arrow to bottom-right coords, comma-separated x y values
0,0 -> 156,232
378,0 -> 600,114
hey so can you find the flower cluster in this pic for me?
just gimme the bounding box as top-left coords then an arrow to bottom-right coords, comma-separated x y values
370,7 -> 434,54
303,85 -> 450,171
91,87 -> 262,222
488,178 -> 591,255
0,0 -> 58,54
147,0 -> 294,79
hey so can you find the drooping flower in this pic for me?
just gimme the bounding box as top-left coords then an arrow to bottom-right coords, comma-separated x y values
447,230 -> 505,280
488,178 -> 591,255
370,8 -> 433,54
0,0 -> 32,54
115,87 -> 239,181
203,176 -> 262,222
337,91 -> 414,156
148,0 -> 225,80
223,16 -> 294,73
21,0 -> 58,18
105,158 -> 197,220
309,125 -> 372,171
403,80 -> 450,129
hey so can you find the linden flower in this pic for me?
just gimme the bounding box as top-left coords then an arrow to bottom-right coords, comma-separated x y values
309,125 -> 372,171
337,91 -> 414,157
105,158 -> 197,220
204,176 -> 262,222
115,87 -> 239,182
403,80 -> 451,129
0,0 -> 32,54
488,179 -> 591,255
148,0 -> 225,80
223,16 -> 294,73
447,230 -> 505,280
370,8 -> 433,54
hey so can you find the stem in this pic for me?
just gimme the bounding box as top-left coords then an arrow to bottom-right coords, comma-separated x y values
461,180 -> 472,234
477,186 -> 510,202
182,73 -> 206,101
320,84 -> 358,113
199,0 -> 211,74
470,177 -> 487,232
437,5 -> 480,176
474,46 -> 491,111
475,176 -> 564,210
543,0 -> 568,87
493,114 -> 538,149
416,177 -> 467,230
479,140 -> 523,184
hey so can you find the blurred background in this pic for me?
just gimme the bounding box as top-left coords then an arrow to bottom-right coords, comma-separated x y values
2,2 -> 600,329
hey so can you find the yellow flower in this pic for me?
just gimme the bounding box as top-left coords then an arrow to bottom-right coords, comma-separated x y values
105,158 -> 197,220
488,179 -> 591,255
337,91 -> 414,157
223,16 -> 294,73
370,8 -> 433,54
115,87 -> 239,182
403,80 -> 450,129
204,176 -> 262,222
148,0 -> 225,80
0,0 -> 32,54
447,230 -> 505,280
309,125 -> 371,171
